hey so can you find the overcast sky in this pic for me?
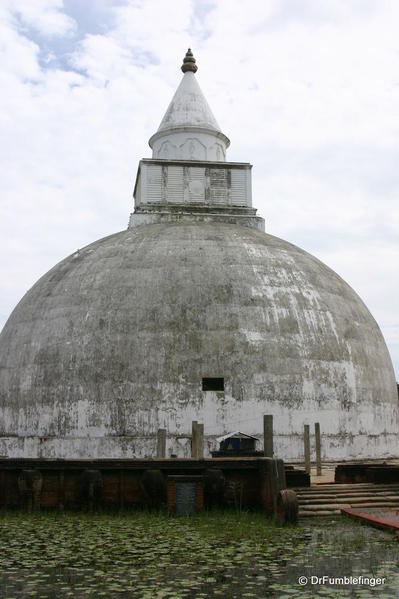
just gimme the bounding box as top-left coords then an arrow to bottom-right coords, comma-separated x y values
1,0 -> 398,378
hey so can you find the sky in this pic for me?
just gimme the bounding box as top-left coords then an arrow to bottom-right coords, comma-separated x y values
0,0 -> 398,378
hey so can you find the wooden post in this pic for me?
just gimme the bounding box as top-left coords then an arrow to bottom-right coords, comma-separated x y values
197,423 -> 204,458
119,469 -> 125,511
58,470 -> 65,511
315,422 -> 322,476
0,470 -> 6,509
263,415 -> 273,457
191,421 -> 198,458
304,424 -> 311,475
156,428 -> 166,458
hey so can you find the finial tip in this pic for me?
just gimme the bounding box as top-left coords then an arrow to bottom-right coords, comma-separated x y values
181,48 -> 198,73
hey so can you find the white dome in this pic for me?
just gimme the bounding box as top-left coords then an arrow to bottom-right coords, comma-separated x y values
0,222 -> 397,460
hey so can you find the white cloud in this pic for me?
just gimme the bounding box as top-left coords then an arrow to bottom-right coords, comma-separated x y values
0,0 -> 398,378
9,0 -> 76,37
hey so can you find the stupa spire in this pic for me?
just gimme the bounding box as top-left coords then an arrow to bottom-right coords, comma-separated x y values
131,48 -> 256,230
148,49 -> 230,161
181,48 -> 198,73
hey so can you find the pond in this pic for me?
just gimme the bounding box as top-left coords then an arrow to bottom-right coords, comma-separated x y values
0,511 -> 398,597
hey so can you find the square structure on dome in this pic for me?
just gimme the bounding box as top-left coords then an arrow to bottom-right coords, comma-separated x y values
134,159 -> 252,208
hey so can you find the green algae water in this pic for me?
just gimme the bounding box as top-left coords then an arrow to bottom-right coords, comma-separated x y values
0,511 -> 398,598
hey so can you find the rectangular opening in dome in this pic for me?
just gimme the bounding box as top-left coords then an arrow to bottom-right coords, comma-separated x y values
202,377 -> 224,392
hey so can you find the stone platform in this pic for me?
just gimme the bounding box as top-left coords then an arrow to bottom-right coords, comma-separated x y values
335,462 -> 399,484
0,457 -> 287,516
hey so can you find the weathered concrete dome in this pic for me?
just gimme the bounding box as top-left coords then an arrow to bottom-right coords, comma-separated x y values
1,50 -> 397,460
0,222 -> 397,460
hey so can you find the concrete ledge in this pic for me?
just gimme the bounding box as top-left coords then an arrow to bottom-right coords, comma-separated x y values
129,210 -> 265,231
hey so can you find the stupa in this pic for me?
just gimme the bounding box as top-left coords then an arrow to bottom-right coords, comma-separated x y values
0,50 -> 397,460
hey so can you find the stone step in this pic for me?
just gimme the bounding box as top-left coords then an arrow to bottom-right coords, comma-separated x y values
299,502 -> 399,509
300,504 -> 351,512
346,502 -> 399,508
295,482 -> 399,517
296,489 -> 399,497
299,496 -> 399,505
298,479 -> 399,489
297,489 -> 399,495
299,502 -> 399,512
297,492 -> 399,500
299,510 -> 342,517
295,484 -> 399,492
298,483 -> 399,487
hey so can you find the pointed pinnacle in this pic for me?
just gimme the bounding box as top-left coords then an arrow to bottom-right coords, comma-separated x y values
181,48 -> 198,73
